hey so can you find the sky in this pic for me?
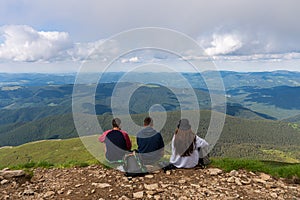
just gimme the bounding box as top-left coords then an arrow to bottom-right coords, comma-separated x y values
0,0 -> 300,73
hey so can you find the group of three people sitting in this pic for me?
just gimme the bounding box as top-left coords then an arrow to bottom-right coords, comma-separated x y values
98,116 -> 209,170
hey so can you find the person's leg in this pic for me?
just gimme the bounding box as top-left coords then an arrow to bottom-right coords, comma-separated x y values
198,146 -> 211,168
162,163 -> 177,172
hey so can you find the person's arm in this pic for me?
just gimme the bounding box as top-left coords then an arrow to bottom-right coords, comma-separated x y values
121,130 -> 132,150
98,130 -> 110,143
158,133 -> 165,157
169,135 -> 176,163
195,135 -> 209,148
195,135 -> 209,157
136,133 -> 141,152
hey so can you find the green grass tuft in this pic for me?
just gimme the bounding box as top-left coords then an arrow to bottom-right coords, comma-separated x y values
211,158 -> 300,179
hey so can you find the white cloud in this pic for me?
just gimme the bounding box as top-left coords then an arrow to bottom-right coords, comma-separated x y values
202,33 -> 242,56
0,25 -> 120,63
121,56 -> 140,63
68,40 -> 107,61
0,25 -> 72,62
1,24 -> 300,73
196,26 -> 300,64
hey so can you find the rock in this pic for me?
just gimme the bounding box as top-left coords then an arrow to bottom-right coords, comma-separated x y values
253,178 -> 266,185
1,179 -> 9,185
92,182 -> 111,188
0,170 -> 25,179
270,192 -> 278,198
190,183 -> 200,188
57,189 -> 64,194
119,195 -> 131,200
227,177 -> 235,183
75,183 -> 83,188
133,191 -> 144,199
229,170 -> 239,177
144,183 -> 159,190
67,190 -> 73,195
2,195 -> 9,200
178,196 -> 188,200
260,173 -> 271,181
178,179 -> 186,184
146,190 -> 156,195
23,189 -> 35,195
207,168 -> 222,176
234,178 -> 242,186
44,191 -> 55,198
145,174 -> 154,179
166,171 -> 171,175
241,179 -> 251,185
249,171 -> 256,176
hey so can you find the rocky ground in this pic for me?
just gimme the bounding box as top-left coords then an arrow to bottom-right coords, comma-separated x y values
0,165 -> 299,200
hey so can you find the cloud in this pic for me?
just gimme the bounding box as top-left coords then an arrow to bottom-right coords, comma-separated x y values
1,24 -> 300,68
0,25 -> 72,62
196,26 -> 300,63
0,25 -> 120,63
70,39 -> 120,62
201,33 -> 242,56
121,56 -> 140,63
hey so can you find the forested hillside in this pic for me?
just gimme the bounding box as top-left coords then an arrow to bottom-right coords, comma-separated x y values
0,111 -> 299,163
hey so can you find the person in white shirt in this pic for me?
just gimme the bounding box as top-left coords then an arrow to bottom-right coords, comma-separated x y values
169,119 -> 209,168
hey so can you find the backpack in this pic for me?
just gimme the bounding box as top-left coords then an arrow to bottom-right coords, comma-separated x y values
123,152 -> 148,177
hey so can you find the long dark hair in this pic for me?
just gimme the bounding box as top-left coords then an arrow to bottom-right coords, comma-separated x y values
174,120 -> 196,157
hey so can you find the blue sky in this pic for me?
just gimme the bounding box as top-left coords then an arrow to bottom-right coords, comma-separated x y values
0,0 -> 300,73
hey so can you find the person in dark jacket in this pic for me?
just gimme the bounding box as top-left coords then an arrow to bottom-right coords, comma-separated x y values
99,118 -> 132,162
136,117 -> 165,165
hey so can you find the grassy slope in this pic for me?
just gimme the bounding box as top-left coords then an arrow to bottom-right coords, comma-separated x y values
0,135 -> 139,169
1,110 -> 300,163
0,136 -> 299,179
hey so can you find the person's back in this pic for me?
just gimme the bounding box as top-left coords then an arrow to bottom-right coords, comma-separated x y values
99,118 -> 132,163
136,117 -> 164,165
169,119 -> 209,168
105,129 -> 128,162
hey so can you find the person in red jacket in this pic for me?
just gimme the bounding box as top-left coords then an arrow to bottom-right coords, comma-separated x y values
99,118 -> 132,162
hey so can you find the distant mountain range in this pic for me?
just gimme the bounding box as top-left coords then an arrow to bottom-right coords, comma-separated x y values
227,85 -> 300,119
0,81 -> 283,125
1,70 -> 300,89
0,70 -> 300,148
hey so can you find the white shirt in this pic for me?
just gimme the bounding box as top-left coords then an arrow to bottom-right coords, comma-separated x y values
170,135 -> 209,168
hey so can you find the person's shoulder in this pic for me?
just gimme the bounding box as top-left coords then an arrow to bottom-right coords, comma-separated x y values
99,129 -> 112,142
155,131 -> 163,137
120,130 -> 128,135
136,129 -> 144,137
103,129 -> 112,135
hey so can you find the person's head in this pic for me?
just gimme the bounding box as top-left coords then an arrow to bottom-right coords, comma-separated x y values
177,118 -> 191,131
112,118 -> 121,129
144,117 -> 153,127
174,119 -> 195,157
